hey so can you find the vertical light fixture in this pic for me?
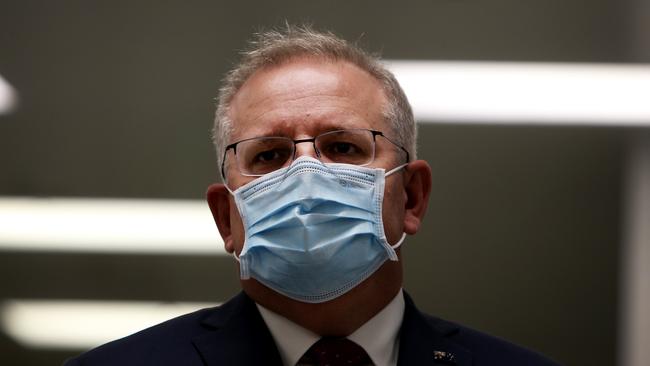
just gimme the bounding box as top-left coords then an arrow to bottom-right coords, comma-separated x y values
0,74 -> 17,114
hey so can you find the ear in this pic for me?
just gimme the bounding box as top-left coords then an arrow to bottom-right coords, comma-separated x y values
402,160 -> 432,235
206,183 -> 236,253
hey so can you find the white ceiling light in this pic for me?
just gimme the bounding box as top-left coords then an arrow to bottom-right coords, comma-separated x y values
386,61 -> 650,125
0,74 -> 18,114
0,299 -> 217,349
0,197 -> 225,255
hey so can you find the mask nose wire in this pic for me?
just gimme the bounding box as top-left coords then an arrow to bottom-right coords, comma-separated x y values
226,161 -> 407,197
223,155 -> 331,197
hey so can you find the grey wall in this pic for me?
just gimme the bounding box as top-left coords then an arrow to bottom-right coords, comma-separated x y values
405,125 -> 624,364
0,1 -> 639,365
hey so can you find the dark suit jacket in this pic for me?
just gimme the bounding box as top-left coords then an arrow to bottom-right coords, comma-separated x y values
64,291 -> 560,365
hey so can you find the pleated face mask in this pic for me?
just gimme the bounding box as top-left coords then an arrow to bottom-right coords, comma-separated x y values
227,156 -> 406,303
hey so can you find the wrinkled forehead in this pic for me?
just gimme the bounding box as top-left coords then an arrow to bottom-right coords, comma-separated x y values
227,57 -> 390,141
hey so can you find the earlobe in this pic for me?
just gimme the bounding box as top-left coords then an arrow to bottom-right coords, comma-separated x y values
206,183 -> 236,253
402,160 -> 432,235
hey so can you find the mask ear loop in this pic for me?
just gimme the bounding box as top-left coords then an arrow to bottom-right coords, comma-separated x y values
238,250 -> 251,279
232,249 -> 251,279
223,186 -> 245,270
221,182 -> 242,266
384,163 -> 408,253
385,163 -> 408,177
223,183 -> 240,260
390,232 -> 407,250
224,183 -> 235,195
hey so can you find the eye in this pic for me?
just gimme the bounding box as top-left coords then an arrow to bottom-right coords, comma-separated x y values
316,130 -> 373,165
255,150 -> 280,162
253,149 -> 288,163
329,142 -> 358,155
237,137 -> 293,175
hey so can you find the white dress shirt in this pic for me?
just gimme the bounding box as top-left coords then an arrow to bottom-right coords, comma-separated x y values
256,289 -> 405,366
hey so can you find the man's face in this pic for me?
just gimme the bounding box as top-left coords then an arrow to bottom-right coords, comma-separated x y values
223,57 -> 408,255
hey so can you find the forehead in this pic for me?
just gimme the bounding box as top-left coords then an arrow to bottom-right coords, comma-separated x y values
228,57 -> 388,141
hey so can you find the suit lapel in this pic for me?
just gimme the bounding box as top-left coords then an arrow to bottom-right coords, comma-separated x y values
191,292 -> 283,366
398,292 -> 473,366
191,291 -> 472,366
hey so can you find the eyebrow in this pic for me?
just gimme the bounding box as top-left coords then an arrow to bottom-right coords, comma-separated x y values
251,121 -> 369,139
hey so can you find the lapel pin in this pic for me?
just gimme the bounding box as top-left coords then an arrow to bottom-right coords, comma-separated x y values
433,350 -> 456,365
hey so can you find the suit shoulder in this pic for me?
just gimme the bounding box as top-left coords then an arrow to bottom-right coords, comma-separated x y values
64,305 -> 219,366
422,314 -> 562,366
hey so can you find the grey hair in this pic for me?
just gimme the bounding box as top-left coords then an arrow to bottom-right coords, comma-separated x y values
213,24 -> 416,176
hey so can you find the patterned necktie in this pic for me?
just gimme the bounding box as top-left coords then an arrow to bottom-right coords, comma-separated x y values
297,337 -> 373,366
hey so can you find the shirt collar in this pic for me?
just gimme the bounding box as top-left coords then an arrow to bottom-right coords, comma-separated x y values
256,289 -> 405,366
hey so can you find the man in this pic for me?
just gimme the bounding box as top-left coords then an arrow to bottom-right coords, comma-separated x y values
65,25 -> 560,366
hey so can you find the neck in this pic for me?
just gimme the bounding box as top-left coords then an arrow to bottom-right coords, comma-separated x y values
244,260 -> 403,336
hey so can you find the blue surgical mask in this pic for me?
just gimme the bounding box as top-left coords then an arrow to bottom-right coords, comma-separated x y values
227,156 -> 407,303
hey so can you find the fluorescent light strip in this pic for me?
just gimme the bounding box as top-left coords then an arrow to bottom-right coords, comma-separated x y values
0,299 -> 217,349
387,61 -> 650,125
0,197 -> 225,255
0,74 -> 17,114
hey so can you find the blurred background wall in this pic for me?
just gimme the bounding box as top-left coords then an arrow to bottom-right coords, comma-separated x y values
1,1 -> 648,365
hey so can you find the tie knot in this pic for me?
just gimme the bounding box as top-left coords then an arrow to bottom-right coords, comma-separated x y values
298,337 -> 373,366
